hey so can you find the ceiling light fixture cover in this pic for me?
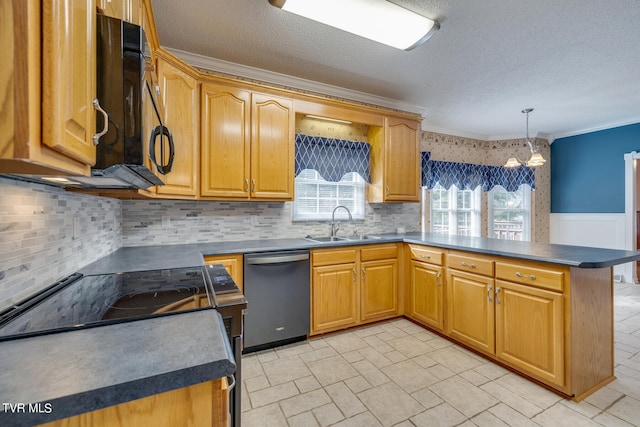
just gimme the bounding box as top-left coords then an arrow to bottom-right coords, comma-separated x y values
268,0 -> 440,50
504,108 -> 547,168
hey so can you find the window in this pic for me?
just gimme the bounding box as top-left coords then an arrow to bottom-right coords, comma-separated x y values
429,184 -> 481,236
293,170 -> 366,221
489,185 -> 531,241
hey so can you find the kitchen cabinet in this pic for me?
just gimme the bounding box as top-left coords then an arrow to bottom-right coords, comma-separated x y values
154,51 -> 200,198
360,245 -> 399,322
98,0 -> 141,25
494,279 -> 564,387
204,254 -> 244,291
37,378 -> 229,427
407,245 -> 445,331
1,0 -> 97,177
200,81 -> 295,200
368,117 -> 421,202
311,249 -> 359,334
311,244 -> 399,335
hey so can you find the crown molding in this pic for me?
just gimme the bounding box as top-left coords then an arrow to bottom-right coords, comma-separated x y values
165,47 -> 426,117
552,117 -> 640,140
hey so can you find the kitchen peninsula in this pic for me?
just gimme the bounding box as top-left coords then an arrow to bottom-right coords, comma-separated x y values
81,232 -> 639,401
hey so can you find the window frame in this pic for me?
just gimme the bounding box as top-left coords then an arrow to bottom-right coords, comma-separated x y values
292,169 -> 366,221
488,184 -> 532,241
429,184 -> 481,237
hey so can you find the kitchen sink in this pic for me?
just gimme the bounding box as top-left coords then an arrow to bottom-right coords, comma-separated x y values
304,235 -> 381,243
304,236 -> 348,243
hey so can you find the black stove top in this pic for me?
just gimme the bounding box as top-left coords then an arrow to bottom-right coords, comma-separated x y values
0,265 -> 236,341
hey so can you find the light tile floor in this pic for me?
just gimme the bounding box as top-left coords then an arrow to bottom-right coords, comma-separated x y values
241,282 -> 640,426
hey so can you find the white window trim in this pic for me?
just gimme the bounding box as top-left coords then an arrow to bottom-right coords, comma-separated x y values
429,184 -> 481,237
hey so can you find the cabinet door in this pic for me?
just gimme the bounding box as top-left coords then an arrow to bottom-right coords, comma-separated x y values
250,93 -> 295,200
200,83 -> 251,198
446,269 -> 495,355
204,254 -> 244,292
410,260 -> 444,331
361,259 -> 398,322
384,118 -> 420,201
495,280 -> 565,387
312,263 -> 358,334
156,56 -> 199,197
42,0 -> 97,166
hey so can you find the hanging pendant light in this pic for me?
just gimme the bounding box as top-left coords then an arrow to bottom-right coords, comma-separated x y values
504,108 -> 546,168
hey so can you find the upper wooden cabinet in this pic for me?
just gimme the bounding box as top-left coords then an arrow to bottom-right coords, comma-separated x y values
368,117 -> 421,202
97,0 -> 141,25
1,0 -> 98,177
154,52 -> 200,198
200,82 -> 294,201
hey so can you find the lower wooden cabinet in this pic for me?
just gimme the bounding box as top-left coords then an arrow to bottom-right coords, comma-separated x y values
409,260 -> 444,331
38,378 -> 229,427
446,269 -> 495,356
312,262 -> 359,333
204,254 -> 244,291
311,244 -> 399,335
495,280 -> 564,387
361,258 -> 398,321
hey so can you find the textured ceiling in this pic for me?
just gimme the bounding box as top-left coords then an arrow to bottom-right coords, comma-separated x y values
150,0 -> 640,140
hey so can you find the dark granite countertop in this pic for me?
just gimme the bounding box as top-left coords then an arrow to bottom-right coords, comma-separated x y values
80,232 -> 640,275
0,309 -> 235,427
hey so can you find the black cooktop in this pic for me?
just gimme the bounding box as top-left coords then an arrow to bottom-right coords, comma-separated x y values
0,265 -> 235,341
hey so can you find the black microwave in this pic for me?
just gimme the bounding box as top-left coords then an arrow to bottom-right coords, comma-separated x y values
92,14 -> 174,188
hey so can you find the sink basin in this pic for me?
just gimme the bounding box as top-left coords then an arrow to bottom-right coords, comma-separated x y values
304,235 -> 380,243
343,234 -> 381,241
304,236 -> 348,243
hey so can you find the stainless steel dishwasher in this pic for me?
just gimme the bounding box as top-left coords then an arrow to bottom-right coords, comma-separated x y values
243,250 -> 310,352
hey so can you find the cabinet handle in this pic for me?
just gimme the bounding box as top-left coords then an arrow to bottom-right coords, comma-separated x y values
353,269 -> 357,282
419,254 -> 431,259
361,267 -> 366,281
515,272 -> 536,280
495,287 -> 501,304
488,285 -> 493,302
251,179 -> 256,193
461,261 -> 476,268
385,185 -> 390,197
437,272 -> 442,287
245,179 -> 249,192
93,98 -> 109,145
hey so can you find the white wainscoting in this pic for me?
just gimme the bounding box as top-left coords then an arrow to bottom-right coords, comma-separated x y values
550,213 -> 632,282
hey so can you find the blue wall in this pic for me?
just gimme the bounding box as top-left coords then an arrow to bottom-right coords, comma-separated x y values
551,123 -> 640,213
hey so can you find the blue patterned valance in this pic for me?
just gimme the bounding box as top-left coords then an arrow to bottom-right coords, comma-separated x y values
421,152 -> 535,191
295,134 -> 370,182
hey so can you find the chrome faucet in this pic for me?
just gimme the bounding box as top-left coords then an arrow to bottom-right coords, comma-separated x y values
330,205 -> 353,237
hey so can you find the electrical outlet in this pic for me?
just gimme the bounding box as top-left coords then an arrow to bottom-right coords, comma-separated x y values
251,215 -> 259,226
161,216 -> 171,229
374,214 -> 382,223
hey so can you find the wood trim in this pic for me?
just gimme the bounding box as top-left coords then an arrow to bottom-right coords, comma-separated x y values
568,266 -> 615,399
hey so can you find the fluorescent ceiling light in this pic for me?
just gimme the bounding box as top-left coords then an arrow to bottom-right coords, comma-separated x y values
304,115 -> 353,124
268,0 -> 439,51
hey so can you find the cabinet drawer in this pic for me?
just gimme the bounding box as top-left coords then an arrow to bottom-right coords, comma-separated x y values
408,245 -> 443,265
360,244 -> 398,262
496,261 -> 565,292
312,249 -> 357,267
447,252 -> 494,276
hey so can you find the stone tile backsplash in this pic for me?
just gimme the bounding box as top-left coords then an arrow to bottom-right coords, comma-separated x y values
0,178 -> 122,310
121,200 -> 421,246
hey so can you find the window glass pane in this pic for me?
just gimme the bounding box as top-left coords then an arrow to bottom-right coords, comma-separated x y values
490,185 -> 531,241
293,170 -> 365,221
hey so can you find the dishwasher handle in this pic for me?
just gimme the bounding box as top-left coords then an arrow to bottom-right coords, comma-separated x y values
246,253 -> 309,265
